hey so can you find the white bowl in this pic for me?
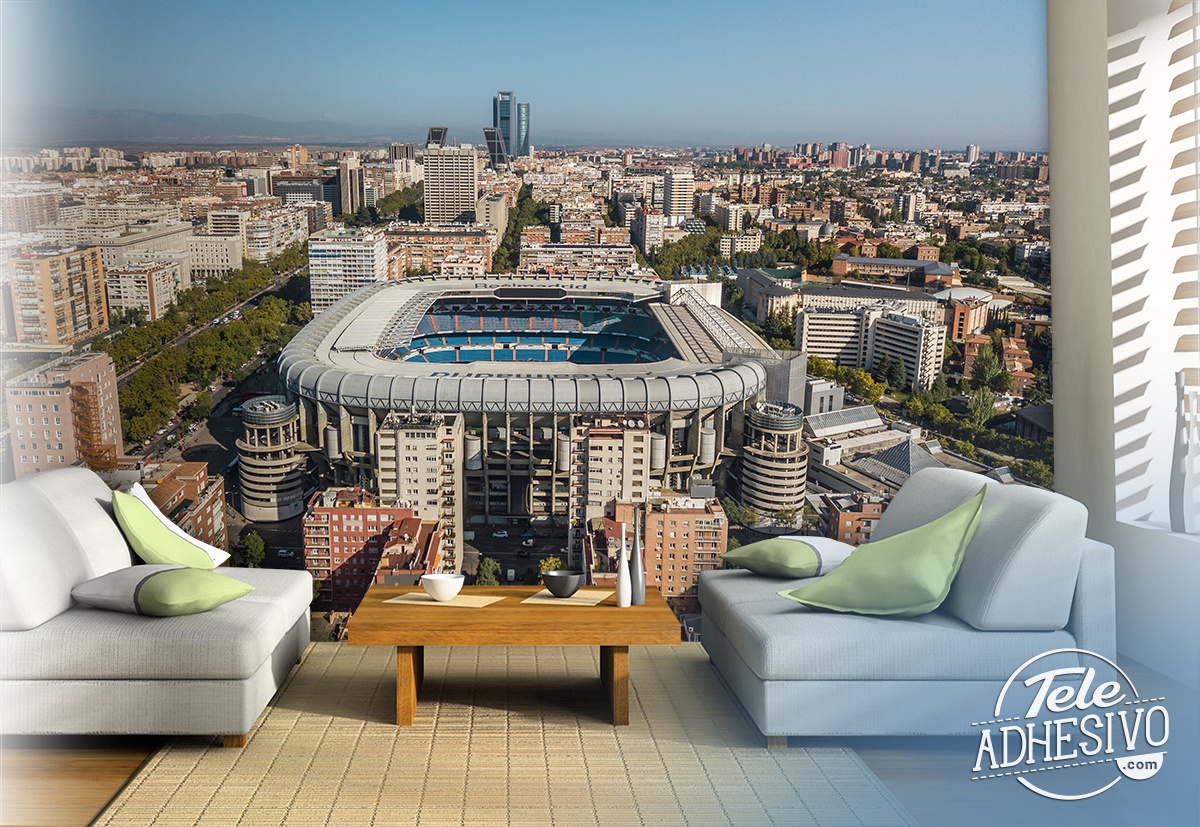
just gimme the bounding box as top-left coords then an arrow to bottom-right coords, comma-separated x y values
421,573 -> 465,602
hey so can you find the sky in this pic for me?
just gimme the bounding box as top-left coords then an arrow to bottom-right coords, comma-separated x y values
0,0 -> 1049,150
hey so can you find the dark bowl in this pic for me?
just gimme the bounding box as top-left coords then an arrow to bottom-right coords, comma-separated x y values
542,570 -> 586,598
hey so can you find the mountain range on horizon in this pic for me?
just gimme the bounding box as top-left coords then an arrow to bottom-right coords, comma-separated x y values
0,105 -> 1028,154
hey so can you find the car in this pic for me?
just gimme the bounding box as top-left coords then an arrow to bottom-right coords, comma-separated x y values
156,428 -> 167,436
491,530 -> 509,538
520,539 -> 536,547
519,532 -> 533,537
277,549 -> 295,558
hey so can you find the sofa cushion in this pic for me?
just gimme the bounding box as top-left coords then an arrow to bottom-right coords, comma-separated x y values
723,536 -> 854,579
0,485 -> 94,631
719,596 -> 1081,681
112,490 -> 215,570
0,598 -> 295,681
699,569 -> 813,633
72,566 -> 255,616
216,568 -> 313,623
24,467 -> 134,578
871,467 -> 1087,631
778,486 -> 985,617
129,482 -> 231,567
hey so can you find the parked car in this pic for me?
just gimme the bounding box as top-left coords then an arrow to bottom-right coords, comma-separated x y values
491,530 -> 509,538
277,549 -> 295,558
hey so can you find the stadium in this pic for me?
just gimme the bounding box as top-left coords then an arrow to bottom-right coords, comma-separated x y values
278,273 -> 798,536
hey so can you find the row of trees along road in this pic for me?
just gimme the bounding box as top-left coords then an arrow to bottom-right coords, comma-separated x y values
102,247 -> 313,443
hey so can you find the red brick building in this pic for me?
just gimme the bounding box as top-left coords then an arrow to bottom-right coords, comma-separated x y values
144,461 -> 228,552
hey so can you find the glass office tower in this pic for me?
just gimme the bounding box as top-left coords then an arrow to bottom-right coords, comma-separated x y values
492,92 -> 515,163
516,102 -> 530,157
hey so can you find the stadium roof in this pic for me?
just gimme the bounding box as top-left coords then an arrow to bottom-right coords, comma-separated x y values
279,274 -> 771,414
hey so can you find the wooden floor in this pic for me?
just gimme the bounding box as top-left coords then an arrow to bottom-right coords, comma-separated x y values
2,660 -> 1195,827
0,736 -> 163,827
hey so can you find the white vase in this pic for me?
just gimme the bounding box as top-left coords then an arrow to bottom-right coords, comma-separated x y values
615,522 -> 632,608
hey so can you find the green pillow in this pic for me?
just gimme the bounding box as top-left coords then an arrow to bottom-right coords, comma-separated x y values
71,565 -> 255,616
778,485 -> 986,617
723,536 -> 855,578
112,490 -> 215,570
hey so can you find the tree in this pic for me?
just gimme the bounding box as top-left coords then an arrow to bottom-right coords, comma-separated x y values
726,536 -> 742,552
538,556 -> 565,584
873,354 -> 893,384
774,506 -> 799,527
241,531 -> 266,568
476,557 -> 501,586
990,367 -> 1014,395
877,242 -> 904,259
930,372 -> 950,402
190,389 -> 213,420
967,388 -> 997,428
970,342 -> 1002,389
903,396 -> 926,419
1014,459 -> 1054,489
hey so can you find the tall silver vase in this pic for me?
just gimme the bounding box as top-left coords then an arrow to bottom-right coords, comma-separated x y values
615,522 -> 632,608
630,507 -> 646,605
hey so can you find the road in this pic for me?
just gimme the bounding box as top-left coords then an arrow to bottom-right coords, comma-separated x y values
116,266 -> 302,390
463,530 -> 572,583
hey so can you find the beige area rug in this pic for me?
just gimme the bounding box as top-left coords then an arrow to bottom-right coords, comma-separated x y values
94,643 -> 913,827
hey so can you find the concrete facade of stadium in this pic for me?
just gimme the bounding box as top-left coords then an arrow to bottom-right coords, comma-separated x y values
276,274 -> 805,564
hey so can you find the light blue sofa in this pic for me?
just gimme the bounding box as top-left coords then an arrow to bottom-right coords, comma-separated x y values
699,467 -> 1116,743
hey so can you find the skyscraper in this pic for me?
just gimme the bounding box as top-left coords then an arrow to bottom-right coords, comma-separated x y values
662,167 -> 695,227
965,144 -> 981,164
337,157 -> 364,217
516,102 -> 531,157
423,144 -> 479,225
482,127 -> 508,170
493,91 -> 515,163
426,126 -> 448,148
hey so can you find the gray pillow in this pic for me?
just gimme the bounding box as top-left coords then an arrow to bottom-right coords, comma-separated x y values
71,566 -> 255,616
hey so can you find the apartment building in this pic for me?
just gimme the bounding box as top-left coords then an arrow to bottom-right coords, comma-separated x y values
375,412 -> 464,571
423,144 -> 479,225
3,352 -> 123,479
188,234 -> 243,282
244,207 -> 309,262
830,253 -> 958,284
795,304 -> 947,389
613,496 -> 727,612
517,243 -> 636,277
87,222 -> 194,280
713,200 -> 744,233
302,487 -> 422,610
475,193 -> 509,235
3,245 -> 108,347
662,167 -> 694,226
719,229 -> 763,258
731,400 -> 809,517
630,206 -> 665,254
236,396 -> 310,521
0,184 -> 61,232
141,461 -> 228,552
385,224 -> 493,277
307,227 -> 388,313
105,260 -> 184,321
934,287 -> 992,340
579,422 -> 654,525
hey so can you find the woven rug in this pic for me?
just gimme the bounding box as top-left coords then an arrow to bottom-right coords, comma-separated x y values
94,643 -> 913,826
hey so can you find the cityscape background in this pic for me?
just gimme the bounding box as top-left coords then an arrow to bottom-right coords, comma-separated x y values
2,0 -> 1048,149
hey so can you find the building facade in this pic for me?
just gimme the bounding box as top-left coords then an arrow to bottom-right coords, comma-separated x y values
4,245 -> 108,347
105,260 -> 183,321
237,396 -> 311,522
3,352 -> 123,479
188,234 -> 243,282
386,224 -> 493,277
308,227 -> 388,314
731,401 -> 808,517
143,461 -> 228,552
423,145 -> 479,225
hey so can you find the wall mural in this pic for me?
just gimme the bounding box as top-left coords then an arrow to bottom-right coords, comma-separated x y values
1108,0 -> 1199,534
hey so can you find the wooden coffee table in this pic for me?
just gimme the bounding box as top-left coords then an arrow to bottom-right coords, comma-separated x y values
348,585 -> 680,726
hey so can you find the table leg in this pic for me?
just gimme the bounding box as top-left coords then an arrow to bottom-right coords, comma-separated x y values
600,645 -> 629,725
414,645 -> 424,690
396,646 -> 420,725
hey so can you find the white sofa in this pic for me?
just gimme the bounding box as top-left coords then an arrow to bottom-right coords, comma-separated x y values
700,467 -> 1117,743
0,467 -> 312,746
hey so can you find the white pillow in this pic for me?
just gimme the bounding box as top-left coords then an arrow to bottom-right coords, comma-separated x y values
776,535 -> 855,575
129,482 -> 231,567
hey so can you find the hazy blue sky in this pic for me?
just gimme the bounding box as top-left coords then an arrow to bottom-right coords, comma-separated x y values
2,0 -> 1048,149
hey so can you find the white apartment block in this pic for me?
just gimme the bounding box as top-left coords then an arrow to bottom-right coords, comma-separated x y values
714,200 -> 744,233
375,412 -> 465,568
575,421 -> 654,525
245,208 -> 309,262
105,261 -> 184,321
423,145 -> 480,225
719,229 -> 763,258
662,167 -> 694,227
794,304 -> 947,389
630,207 -> 664,254
475,193 -> 509,235
83,200 -> 179,224
88,222 -> 194,274
516,243 -> 636,277
188,234 -> 243,282
206,207 -> 250,252
308,227 -> 388,314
